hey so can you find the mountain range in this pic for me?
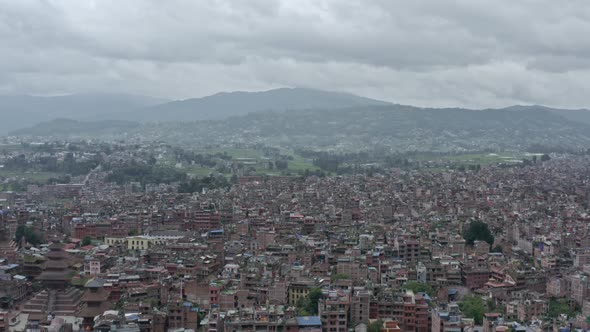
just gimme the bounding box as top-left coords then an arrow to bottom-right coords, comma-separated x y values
0,88 -> 390,134
4,88 -> 590,153
127,87 -> 391,122
0,93 -> 166,134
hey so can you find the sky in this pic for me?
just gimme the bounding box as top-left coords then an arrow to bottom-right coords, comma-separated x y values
2,0 -> 590,109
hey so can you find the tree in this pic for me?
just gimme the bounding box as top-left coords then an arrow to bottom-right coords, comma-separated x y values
106,164 -> 187,185
540,154 -> 551,162
491,245 -> 503,253
14,225 -> 41,246
548,298 -> 578,318
459,295 -> 486,325
297,287 -> 323,316
178,175 -> 230,193
402,281 -> 434,295
81,236 -> 92,246
463,220 -> 494,246
275,160 -> 288,170
368,319 -> 383,332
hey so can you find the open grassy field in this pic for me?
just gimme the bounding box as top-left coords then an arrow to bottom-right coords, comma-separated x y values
443,153 -> 524,164
0,169 -> 61,182
197,148 -> 263,159
415,153 -> 526,165
185,166 -> 215,177
283,152 -> 321,172
186,147 -> 319,176
0,144 -> 25,153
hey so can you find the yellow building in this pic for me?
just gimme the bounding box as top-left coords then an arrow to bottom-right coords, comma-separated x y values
288,280 -> 318,306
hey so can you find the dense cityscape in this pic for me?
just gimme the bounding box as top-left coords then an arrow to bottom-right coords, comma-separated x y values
3,1 -> 590,332
0,137 -> 589,332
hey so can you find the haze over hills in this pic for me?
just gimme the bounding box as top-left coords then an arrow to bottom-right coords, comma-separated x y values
119,87 -> 392,122
11,103 -> 590,153
0,93 -> 167,134
5,87 -> 590,153
499,105 -> 590,125
0,88 -> 390,133
9,118 -> 140,137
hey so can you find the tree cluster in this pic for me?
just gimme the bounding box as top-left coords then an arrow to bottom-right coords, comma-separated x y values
178,175 -> 230,193
105,164 -> 187,185
463,220 -> 494,246
296,288 -> 323,316
81,236 -> 92,246
367,320 -> 383,332
459,295 -> 486,325
15,225 -> 42,246
402,281 -> 434,295
3,152 -> 99,176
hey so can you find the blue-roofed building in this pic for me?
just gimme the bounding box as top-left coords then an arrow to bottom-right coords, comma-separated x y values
296,316 -> 322,331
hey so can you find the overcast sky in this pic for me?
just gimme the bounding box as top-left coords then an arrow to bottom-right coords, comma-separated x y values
2,0 -> 590,108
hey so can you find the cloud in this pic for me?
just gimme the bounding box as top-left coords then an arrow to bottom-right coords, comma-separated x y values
1,0 -> 590,108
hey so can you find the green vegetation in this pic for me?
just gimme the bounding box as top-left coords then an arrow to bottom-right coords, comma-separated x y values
170,146 -> 319,177
296,287 -> 323,316
463,220 -> 494,246
105,164 -> 187,185
185,166 -> 215,177
178,175 -> 231,193
2,152 -> 98,176
368,320 -> 383,332
459,295 -> 486,325
491,245 -> 503,253
81,236 -> 92,246
0,169 -> 62,182
196,147 -> 263,159
286,153 -> 320,172
15,225 -> 42,246
402,281 -> 434,295
548,298 -> 578,318
429,153 -> 519,165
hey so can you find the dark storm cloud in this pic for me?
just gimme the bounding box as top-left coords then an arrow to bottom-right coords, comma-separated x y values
1,0 -> 590,108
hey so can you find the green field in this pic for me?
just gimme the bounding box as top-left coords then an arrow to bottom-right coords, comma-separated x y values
0,144 -> 25,153
443,153 -> 523,164
185,166 -> 215,177
416,153 -> 526,165
197,148 -> 263,159
0,169 -> 61,182
181,147 -> 320,177
283,152 -> 321,172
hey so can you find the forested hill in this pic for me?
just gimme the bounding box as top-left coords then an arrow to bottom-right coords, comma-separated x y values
10,103 -> 590,153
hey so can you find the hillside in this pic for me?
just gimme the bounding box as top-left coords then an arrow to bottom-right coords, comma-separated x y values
0,93 -> 167,134
148,105 -> 590,152
124,87 -> 391,122
9,118 -> 140,137
6,88 -> 590,153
